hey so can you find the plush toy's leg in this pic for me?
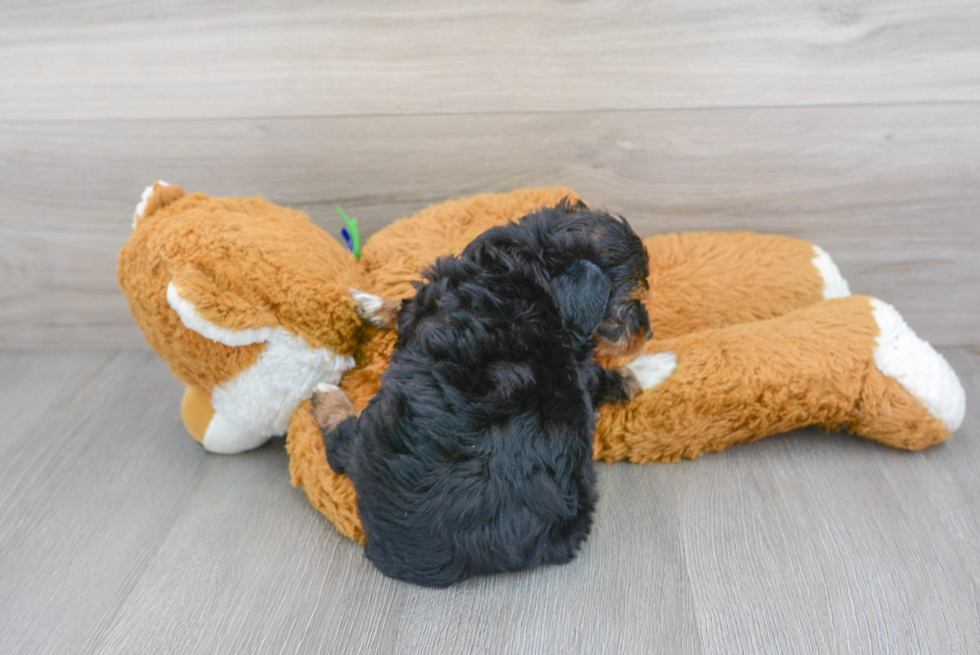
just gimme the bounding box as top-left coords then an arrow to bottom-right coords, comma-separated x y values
180,385 -> 214,445
286,402 -> 365,542
165,277 -> 360,454
643,232 -> 851,339
596,295 -> 965,463
179,384 -> 273,454
200,412 -> 275,455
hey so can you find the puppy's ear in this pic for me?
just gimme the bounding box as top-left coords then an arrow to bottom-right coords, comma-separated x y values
552,259 -> 610,336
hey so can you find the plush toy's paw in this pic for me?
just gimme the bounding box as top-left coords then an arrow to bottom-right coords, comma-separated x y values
838,296 -> 965,451
311,384 -> 357,432
202,413 -> 275,454
350,288 -> 401,329
180,384 -> 276,454
870,299 -> 965,433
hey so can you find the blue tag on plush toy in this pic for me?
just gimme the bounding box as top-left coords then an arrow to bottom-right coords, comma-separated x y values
337,206 -> 361,260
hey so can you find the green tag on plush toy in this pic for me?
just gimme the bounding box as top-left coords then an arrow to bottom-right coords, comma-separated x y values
337,206 -> 361,260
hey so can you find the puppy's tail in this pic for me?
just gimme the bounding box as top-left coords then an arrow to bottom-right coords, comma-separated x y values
324,416 -> 356,476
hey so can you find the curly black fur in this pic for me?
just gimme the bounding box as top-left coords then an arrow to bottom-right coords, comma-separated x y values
325,201 -> 651,587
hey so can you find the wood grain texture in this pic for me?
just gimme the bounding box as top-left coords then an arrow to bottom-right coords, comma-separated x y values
2,0 -> 980,121
2,104 -> 977,348
0,348 -> 976,654
0,350 -> 209,655
673,348 -> 980,654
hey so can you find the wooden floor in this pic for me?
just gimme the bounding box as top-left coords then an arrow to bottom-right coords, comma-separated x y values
0,348 -> 977,654
2,1 -> 979,652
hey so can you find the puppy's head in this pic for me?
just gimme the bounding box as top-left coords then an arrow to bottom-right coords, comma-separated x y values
544,202 -> 650,356
585,211 -> 651,357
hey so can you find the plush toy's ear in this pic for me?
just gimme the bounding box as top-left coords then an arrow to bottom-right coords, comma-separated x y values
168,266 -> 280,346
349,288 -> 402,330
552,259 -> 610,337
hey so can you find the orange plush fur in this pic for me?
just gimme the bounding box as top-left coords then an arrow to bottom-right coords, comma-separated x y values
119,182 -> 368,455
119,185 -> 966,541
596,295 -> 952,464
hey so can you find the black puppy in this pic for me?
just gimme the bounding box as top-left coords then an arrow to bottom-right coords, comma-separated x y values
315,201 -> 651,587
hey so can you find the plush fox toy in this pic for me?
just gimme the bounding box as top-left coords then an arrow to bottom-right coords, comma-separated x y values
120,182 -> 382,454
119,183 -> 966,541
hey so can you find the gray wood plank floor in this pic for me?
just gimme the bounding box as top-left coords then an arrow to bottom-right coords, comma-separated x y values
0,348 -> 976,654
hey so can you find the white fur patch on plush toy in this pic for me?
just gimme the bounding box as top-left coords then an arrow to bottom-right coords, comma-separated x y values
203,413 -> 271,455
812,245 -> 851,300
871,298 -> 966,431
626,351 -> 678,390
210,330 -> 354,450
167,282 -> 356,454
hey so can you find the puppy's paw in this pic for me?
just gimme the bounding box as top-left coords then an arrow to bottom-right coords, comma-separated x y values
613,366 -> 642,401
311,385 -> 356,431
350,288 -> 401,330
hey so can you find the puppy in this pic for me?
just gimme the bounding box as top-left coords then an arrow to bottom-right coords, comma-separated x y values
315,201 -> 651,587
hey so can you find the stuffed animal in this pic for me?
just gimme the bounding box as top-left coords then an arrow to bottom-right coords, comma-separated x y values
119,182 -> 375,454
119,183 -> 966,542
